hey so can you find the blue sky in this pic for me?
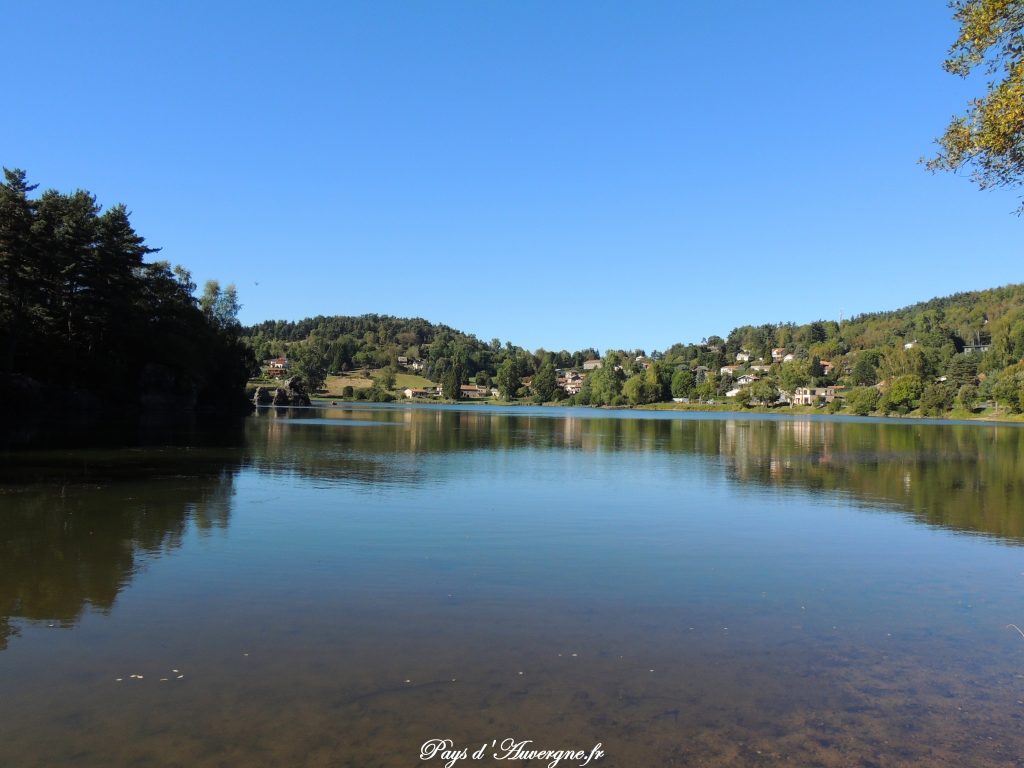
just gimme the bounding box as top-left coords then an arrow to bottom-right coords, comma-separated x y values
4,1 -> 1021,352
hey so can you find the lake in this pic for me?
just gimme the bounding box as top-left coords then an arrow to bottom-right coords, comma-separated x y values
2,404 -> 1023,767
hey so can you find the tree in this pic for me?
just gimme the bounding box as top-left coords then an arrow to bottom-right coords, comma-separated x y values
376,365 -> 397,390
851,355 -> 879,386
749,378 -> 779,406
920,382 -> 954,416
495,358 -> 520,400
291,341 -> 329,392
671,368 -> 695,398
847,387 -> 881,416
957,382 -> 978,410
199,280 -> 242,331
927,0 -> 1024,212
887,374 -> 925,413
442,357 -> 465,401
588,363 -> 625,405
532,360 -> 558,402
779,360 -> 811,392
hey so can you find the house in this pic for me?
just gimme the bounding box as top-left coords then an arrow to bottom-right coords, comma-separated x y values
963,344 -> 990,354
559,377 -> 583,395
410,359 -> 425,371
460,385 -> 489,399
720,365 -> 743,377
750,364 -> 771,373
820,360 -> 833,375
791,386 -> 845,405
583,359 -> 603,371
726,387 -> 744,398
735,351 -> 751,362
736,374 -> 759,385
403,388 -> 431,399
397,356 -> 409,366
635,357 -> 652,370
771,348 -> 786,362
783,353 -> 796,363
267,357 -> 289,377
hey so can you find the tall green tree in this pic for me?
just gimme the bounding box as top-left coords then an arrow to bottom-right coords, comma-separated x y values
927,0 -> 1024,211
495,358 -> 520,400
532,360 -> 557,402
0,169 -> 38,375
442,357 -> 465,400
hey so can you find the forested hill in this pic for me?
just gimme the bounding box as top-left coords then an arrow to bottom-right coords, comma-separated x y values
839,284 -> 1024,352
244,315 -> 599,382
246,283 -> 1024,414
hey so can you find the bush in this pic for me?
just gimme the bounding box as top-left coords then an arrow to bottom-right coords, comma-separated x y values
847,387 -> 880,416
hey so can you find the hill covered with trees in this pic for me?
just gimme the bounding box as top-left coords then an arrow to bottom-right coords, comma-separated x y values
0,168 -> 254,415
247,283 -> 1024,417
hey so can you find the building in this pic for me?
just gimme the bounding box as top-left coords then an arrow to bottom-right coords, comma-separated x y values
771,348 -> 786,362
583,359 -> 603,371
735,351 -> 751,362
267,357 -> 289,377
791,386 -> 844,405
963,344 -> 990,355
720,365 -> 743,377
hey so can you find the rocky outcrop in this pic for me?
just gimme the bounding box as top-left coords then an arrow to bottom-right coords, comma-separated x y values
252,377 -> 310,407
283,377 -> 311,406
252,386 -> 273,405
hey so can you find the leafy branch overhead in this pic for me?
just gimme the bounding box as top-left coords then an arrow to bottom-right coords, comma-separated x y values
927,0 -> 1024,211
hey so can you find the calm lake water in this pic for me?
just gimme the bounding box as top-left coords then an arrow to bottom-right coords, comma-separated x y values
2,405 -> 1024,767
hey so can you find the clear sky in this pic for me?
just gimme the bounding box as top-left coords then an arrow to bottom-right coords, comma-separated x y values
4,1 -> 1021,353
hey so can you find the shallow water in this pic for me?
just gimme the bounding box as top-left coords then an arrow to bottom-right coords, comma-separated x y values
2,405 -> 1023,767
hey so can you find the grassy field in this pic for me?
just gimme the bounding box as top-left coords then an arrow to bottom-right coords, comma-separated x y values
315,368 -> 438,397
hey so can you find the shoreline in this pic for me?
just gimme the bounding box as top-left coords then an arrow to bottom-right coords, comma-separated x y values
308,396 -> 1024,425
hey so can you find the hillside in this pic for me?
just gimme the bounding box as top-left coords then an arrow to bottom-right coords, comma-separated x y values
242,284 -> 1024,414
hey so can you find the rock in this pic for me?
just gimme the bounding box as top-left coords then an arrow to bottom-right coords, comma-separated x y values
252,386 -> 273,405
283,377 -> 311,406
272,388 -> 290,405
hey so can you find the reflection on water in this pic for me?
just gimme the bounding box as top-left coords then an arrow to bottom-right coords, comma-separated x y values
1,405 -> 1023,767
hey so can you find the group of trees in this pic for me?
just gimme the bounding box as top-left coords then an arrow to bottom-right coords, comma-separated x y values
0,168 -> 253,411
246,280 -> 1024,416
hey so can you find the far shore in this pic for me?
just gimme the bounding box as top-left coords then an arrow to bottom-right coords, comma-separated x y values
305,394 -> 1024,424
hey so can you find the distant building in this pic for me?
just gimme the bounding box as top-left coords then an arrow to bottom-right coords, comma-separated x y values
720,365 -> 742,377
583,359 -> 603,371
963,344 -> 990,355
267,357 -> 289,377
735,351 -> 751,362
771,348 -> 786,362
791,386 -> 844,405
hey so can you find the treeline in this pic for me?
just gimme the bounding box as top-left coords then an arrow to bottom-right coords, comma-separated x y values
0,169 -> 253,413
245,315 -> 600,392
584,283 -> 1024,414
248,283 -> 1024,415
